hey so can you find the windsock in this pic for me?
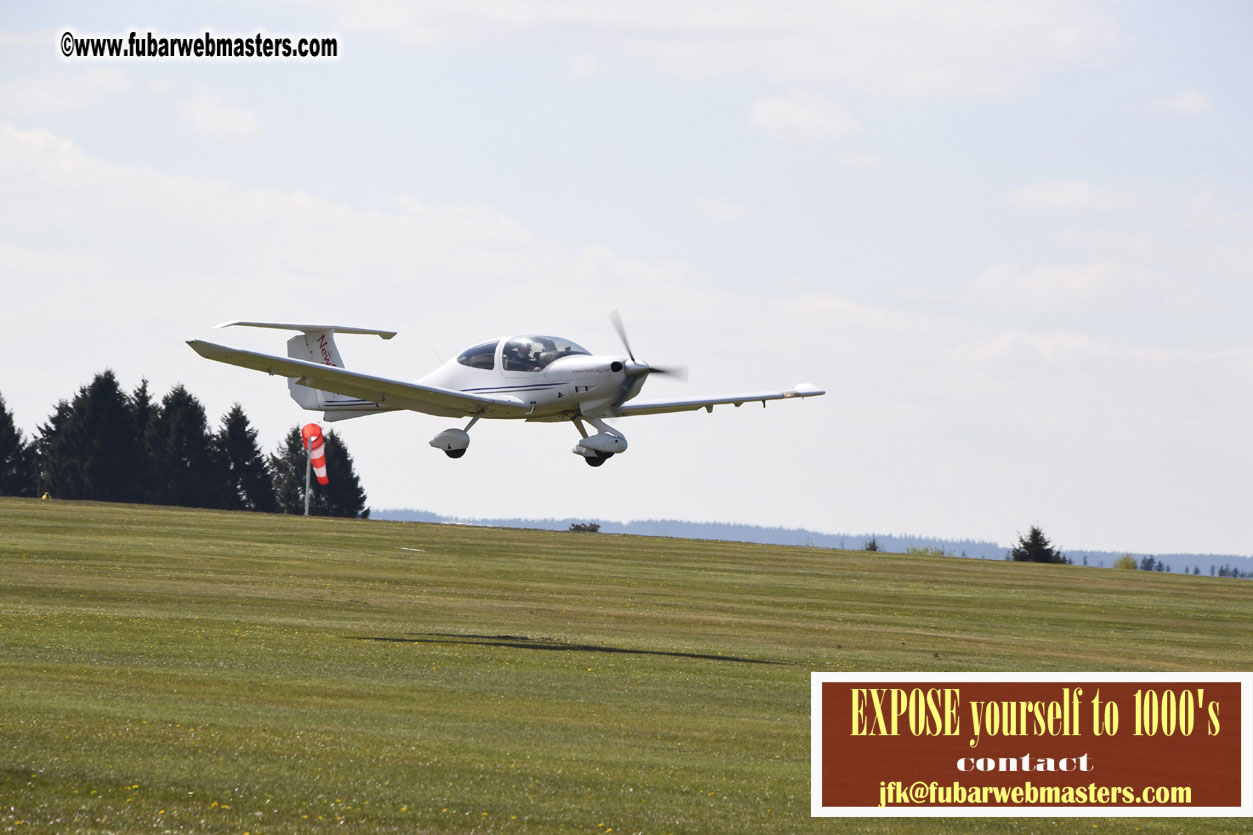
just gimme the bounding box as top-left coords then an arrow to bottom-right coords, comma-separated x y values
301,423 -> 329,486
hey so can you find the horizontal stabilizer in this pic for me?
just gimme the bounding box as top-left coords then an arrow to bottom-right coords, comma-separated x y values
216,321 -> 397,339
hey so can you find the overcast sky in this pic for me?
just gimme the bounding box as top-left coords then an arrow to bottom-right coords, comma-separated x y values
3,2 -> 1251,555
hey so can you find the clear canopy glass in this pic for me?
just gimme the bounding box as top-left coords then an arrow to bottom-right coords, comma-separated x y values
501,336 -> 590,372
455,340 -> 497,370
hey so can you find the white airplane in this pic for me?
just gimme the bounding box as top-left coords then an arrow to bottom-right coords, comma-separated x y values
187,315 -> 824,467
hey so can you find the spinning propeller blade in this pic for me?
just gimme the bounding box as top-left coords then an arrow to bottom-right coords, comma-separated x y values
608,311 -> 688,382
609,309 -> 635,362
647,364 -> 688,381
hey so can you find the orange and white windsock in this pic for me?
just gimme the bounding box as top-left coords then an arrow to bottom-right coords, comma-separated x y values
301,423 -> 329,486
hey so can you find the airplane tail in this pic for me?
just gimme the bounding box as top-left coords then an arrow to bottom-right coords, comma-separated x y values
284,329 -> 352,410
214,321 -> 398,420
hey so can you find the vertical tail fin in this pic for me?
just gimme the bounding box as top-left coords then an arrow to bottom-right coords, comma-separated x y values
286,330 -> 351,410
288,330 -> 347,368
212,321 -> 397,414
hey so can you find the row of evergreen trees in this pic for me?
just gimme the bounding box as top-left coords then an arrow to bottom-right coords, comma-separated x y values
0,371 -> 368,517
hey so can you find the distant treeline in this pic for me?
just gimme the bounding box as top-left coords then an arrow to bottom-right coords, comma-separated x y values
375,511 -> 1006,556
1105,553 -> 1253,578
0,371 -> 368,518
375,510 -> 1253,578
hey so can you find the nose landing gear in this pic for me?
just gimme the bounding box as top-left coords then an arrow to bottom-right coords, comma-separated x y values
571,417 -> 627,467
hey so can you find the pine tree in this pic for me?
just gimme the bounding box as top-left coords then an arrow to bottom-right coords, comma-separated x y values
146,385 -> 223,508
269,427 -> 308,515
35,371 -> 141,501
129,380 -> 158,501
214,404 -> 277,512
0,393 -> 35,496
322,429 -> 369,519
34,400 -> 74,498
1008,526 -> 1069,564
269,425 -> 369,518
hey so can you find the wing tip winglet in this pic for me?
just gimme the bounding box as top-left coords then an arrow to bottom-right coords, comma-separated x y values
788,383 -> 824,397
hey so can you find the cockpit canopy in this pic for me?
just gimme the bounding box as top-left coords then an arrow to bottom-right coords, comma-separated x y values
455,340 -> 497,370
503,336 -> 590,372
456,335 -> 591,372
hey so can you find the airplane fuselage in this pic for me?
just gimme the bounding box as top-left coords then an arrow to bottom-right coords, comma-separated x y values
418,352 -> 639,421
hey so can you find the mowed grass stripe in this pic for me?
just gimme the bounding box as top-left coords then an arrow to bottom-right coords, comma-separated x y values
1,498 -> 1250,833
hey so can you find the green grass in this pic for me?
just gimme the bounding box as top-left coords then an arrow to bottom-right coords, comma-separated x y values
0,497 -> 1249,833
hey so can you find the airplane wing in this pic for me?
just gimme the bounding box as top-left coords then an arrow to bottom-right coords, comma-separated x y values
187,340 -> 534,418
611,384 -> 824,417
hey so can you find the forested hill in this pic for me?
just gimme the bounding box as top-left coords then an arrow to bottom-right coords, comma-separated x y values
374,509 -> 1253,578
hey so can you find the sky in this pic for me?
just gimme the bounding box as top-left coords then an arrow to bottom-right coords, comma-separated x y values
2,1 -> 1251,555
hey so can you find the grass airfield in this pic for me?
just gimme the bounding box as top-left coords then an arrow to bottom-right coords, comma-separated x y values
0,498 -> 1249,833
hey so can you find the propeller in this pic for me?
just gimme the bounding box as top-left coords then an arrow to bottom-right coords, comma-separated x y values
609,309 -> 635,362
609,311 -> 688,381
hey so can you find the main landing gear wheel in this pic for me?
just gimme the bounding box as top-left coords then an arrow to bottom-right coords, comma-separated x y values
584,452 -> 613,467
444,449 -> 466,459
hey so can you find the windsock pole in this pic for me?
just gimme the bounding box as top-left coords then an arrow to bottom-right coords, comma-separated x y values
304,442 -> 312,516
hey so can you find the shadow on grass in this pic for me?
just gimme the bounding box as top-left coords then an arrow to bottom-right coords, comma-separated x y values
349,632 -> 786,665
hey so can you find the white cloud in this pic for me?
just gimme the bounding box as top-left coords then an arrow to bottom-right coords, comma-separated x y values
1180,187 -> 1253,233
1148,89 -> 1211,115
176,91 -> 259,142
972,260 -> 1198,311
297,0 -> 1122,98
1175,189 -> 1253,279
0,67 -> 131,114
749,90 -> 860,142
694,196 -> 749,222
0,29 -> 53,47
569,53 -> 601,78
1005,180 -> 1145,213
955,330 -> 1240,367
768,290 -> 941,337
960,329 -> 1103,365
1054,228 -> 1159,260
836,151 -> 883,169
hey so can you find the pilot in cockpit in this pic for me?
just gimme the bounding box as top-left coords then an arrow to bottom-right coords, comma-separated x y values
507,341 -> 540,371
